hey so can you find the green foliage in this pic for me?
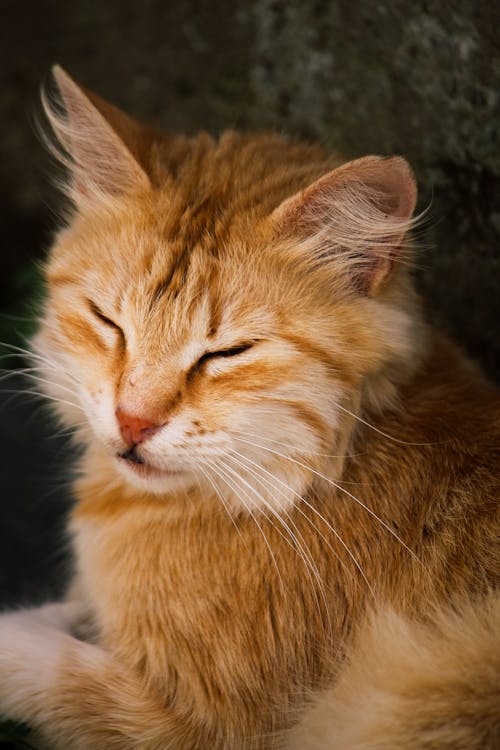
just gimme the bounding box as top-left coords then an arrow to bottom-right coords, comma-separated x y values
0,262 -> 44,369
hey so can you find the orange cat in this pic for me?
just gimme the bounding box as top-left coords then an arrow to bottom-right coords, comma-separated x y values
0,66 -> 498,749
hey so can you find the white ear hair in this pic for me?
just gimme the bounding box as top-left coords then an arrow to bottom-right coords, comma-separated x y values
41,65 -> 150,205
272,156 -> 418,294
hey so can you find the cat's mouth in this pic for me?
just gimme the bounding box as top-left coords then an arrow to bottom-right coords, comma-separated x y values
116,447 -> 183,477
118,447 -> 146,465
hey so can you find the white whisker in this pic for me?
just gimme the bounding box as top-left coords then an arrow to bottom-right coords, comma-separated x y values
197,460 -> 245,543
335,402 -> 437,447
223,452 -> 332,630
205,457 -> 286,597
47,420 -> 89,440
0,342 -> 79,385
0,387 -> 84,414
224,452 -> 336,632
231,428 -> 363,459
227,448 -> 362,590
1,368 -> 81,401
232,434 -> 424,570
228,447 -> 374,597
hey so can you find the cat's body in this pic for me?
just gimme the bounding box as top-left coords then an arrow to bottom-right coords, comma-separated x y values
0,67 -> 498,749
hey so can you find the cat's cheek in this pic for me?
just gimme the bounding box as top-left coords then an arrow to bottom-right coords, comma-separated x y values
80,383 -> 121,446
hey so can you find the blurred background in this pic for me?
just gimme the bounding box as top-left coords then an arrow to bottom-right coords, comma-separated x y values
0,1 -> 499,609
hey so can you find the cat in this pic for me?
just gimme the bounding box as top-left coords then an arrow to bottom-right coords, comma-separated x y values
0,64 -> 498,749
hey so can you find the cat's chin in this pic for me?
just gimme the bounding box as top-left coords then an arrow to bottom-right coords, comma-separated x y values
114,455 -> 193,495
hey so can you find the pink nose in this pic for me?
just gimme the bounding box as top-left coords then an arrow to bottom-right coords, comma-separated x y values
115,407 -> 161,445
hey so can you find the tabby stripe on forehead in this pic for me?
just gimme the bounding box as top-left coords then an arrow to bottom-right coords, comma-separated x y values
151,247 -> 192,305
168,194 -> 222,251
207,293 -> 222,338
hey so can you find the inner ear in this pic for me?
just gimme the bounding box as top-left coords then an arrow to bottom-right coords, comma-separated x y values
271,155 -> 417,294
43,65 -> 153,201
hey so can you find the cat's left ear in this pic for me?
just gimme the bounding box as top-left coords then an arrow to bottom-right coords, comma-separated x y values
43,65 -> 153,202
271,156 -> 417,294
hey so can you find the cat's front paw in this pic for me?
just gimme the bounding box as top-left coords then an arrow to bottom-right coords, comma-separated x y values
0,608 -> 70,721
18,600 -> 88,632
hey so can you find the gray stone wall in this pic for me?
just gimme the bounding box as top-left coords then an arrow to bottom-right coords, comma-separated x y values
1,0 -> 499,376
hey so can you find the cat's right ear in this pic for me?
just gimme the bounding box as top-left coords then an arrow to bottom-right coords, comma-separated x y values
42,65 -> 152,204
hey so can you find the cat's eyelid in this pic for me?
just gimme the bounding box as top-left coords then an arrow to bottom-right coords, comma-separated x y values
198,341 -> 258,366
87,299 -> 121,331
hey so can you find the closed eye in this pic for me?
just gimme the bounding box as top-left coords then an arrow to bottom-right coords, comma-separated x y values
88,300 -> 122,334
197,342 -> 255,367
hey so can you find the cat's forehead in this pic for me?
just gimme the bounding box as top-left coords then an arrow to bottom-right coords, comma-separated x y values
47,131 -> 334,336
152,131 -> 335,229
50,196 -> 281,346
86,205 -> 264,303
124,242 -> 277,340
122,282 -> 277,364
111,256 -> 278,366
50,131 -> 334,285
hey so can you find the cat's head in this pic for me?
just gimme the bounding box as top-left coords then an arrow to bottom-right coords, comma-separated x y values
33,66 -> 422,512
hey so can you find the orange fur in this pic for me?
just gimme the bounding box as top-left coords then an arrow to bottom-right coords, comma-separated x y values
288,593 -> 500,749
0,67 -> 498,749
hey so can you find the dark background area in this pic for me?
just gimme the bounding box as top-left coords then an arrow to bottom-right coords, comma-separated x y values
1,1 -> 499,612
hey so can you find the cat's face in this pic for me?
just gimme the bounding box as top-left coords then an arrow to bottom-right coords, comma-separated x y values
34,68 -> 419,512
36,195 -> 350,504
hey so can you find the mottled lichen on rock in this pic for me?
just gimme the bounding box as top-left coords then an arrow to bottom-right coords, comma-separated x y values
249,2 -> 500,174
250,0 -> 336,139
394,13 -> 500,174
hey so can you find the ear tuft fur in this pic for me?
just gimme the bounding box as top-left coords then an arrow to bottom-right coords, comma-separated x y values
273,156 -> 419,294
41,65 -> 150,205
